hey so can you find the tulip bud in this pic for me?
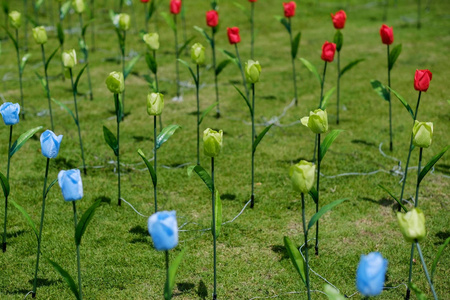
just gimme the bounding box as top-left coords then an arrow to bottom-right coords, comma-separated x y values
148,211 -> 178,251
321,41 -> 336,62
72,0 -> 85,14
330,10 -> 346,29
289,160 -> 315,194
412,120 -> 433,148
147,93 -> 164,116
397,208 -> 426,243
141,0 -> 150,2
356,252 -> 388,297
206,10 -> 218,28
301,109 -> 329,134
0,102 -> 20,126
40,130 -> 63,159
32,26 -> 48,45
379,24 -> 393,45
117,13 -> 130,31
191,43 -> 205,65
248,0 -> 257,2
170,0 -> 182,15
203,128 -> 223,157
283,1 -> 296,18
62,49 -> 77,69
105,71 -> 125,94
9,11 -> 21,30
245,60 -> 261,84
143,33 -> 160,51
414,69 -> 432,92
58,169 -> 83,201
227,27 -> 240,44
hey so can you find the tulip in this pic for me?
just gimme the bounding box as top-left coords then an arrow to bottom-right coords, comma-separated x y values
414,69 -> 432,92
118,13 -> 130,31
170,0 -> 181,14
356,252 -> 388,297
40,130 -> 63,159
397,208 -> 426,243
283,1 -> 296,18
58,169 -> 83,201
206,10 -> 218,27
301,109 -> 329,134
0,102 -> 20,126
62,49 -> 77,69
9,11 -> 21,29
191,43 -> 205,65
141,0 -> 149,2
249,0 -> 257,2
245,60 -> 261,84
148,211 -> 178,251
227,27 -> 241,44
203,128 -> 223,157
105,71 -> 125,94
72,0 -> 85,14
412,120 -> 433,148
379,24 -> 393,45
330,10 -> 346,29
32,26 -> 47,45
147,92 -> 164,116
143,33 -> 160,51
290,160 -> 315,194
321,41 -> 336,62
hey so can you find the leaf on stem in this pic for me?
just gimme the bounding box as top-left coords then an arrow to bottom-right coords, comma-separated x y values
233,2 -> 251,21
161,12 -> 176,32
388,44 -> 402,71
418,145 -> 449,185
10,199 -> 38,240
35,72 -> 48,94
75,199 -> 101,246
299,58 -> 321,86
20,53 -> 32,73
253,124 -> 274,154
320,86 -> 336,110
212,189 -> 222,238
142,74 -> 157,92
60,1 -> 72,20
82,19 -> 95,37
193,26 -> 212,47
177,36 -> 195,56
52,98 -> 78,126
45,178 -> 58,199
145,52 -> 157,75
334,30 -> 343,52
408,283 -> 427,300
124,55 -> 142,80
74,64 -> 88,94
234,85 -> 253,117
45,46 -> 61,72
47,258 -> 81,300
187,165 -> 213,192
291,32 -> 301,59
370,80 -> 390,102
215,59 -> 231,76
9,126 -> 43,158
220,49 -> 239,67
308,187 -> 318,204
0,171 -> 9,198
147,0 -> 156,21
340,59 -> 364,77
137,149 -> 157,188
307,198 -> 348,232
431,237 -> 450,281
377,184 -> 408,212
2,27 -> 18,51
164,249 -> 186,300
387,86 -> 415,119
319,130 -> 343,163
275,16 -> 291,33
178,59 -> 197,84
156,125 -> 181,150
199,102 -> 219,125
283,236 -> 306,286
103,126 -> 118,156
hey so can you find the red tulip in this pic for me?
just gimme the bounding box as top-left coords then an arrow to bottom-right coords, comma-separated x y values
379,24 -> 393,45
141,0 -> 150,3
206,10 -> 218,27
248,0 -> 257,2
321,41 -> 336,62
170,0 -> 181,15
414,69 -> 432,92
227,27 -> 240,44
330,10 -> 346,29
283,1 -> 296,18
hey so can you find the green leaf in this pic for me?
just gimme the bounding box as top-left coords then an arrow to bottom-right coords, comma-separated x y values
234,85 -> 253,117
103,126 -> 118,156
2,26 -> 18,51
108,9 -> 116,24
319,130 -> 343,163
75,199 -> 101,246
194,26 -> 212,47
220,49 -> 239,67
431,237 -> 450,281
177,36 -> 195,56
124,55 -> 141,80
324,284 -> 346,300
143,74 -> 157,92
0,171 -> 9,198
340,59 -> 364,77
10,199 -> 38,240
156,125 -> 181,150
299,58 -> 321,86
45,46 -> 61,72
320,86 -> 336,110
45,178 -> 58,199
9,126 -> 43,158
161,12 -> 176,32
145,52 -> 157,74
418,145 -> 449,185
137,149 -> 157,188
283,236 -> 306,286
275,16 -> 291,33
199,102 -> 219,125
308,186 -> 318,204
215,59 -> 231,76
146,0 -> 156,21
212,189 -> 222,237
291,32 -> 301,59
408,283 -> 427,300
34,0 -> 44,10
164,249 -> 186,300
388,44 -> 402,71
47,258 -> 81,300
19,54 -> 31,73
60,1 -> 72,20
35,72 -> 47,94
52,98 -> 78,126
253,124 -> 273,154
307,199 -> 348,232
377,184 -> 408,212
334,30 -> 343,52
74,64 -> 88,94
370,80 -> 390,102
178,59 -> 197,83
233,2 -> 250,21
388,87 -> 415,119
187,165 -> 213,192
82,19 -> 95,37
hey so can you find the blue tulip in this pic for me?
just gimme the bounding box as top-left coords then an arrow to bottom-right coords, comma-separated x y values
147,211 -> 178,251
0,102 -> 20,125
40,130 -> 63,158
58,169 -> 83,201
356,252 -> 388,297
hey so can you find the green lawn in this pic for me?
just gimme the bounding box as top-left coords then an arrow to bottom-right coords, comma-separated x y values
0,0 -> 449,299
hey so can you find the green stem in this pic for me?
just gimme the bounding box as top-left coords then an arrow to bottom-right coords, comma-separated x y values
24,0 -> 28,52
319,61 -> 327,107
196,64 -> 200,166
90,0 -> 95,51
181,7 -> 188,56
250,2 -> 255,60
416,242 -> 438,300
250,83 -> 255,208
406,243 -> 414,300
387,44 -> 392,151
174,14 -> 180,98
211,157 -> 217,299
144,2 -> 148,31
41,44 -> 54,131
153,50 -> 162,132
2,125 -> 13,252
234,44 -> 249,100
288,17 -> 298,106
165,250 -> 169,290
72,201 -> 83,300
301,193 -> 311,300
122,30 -> 126,111
115,93 -> 121,206
211,28 -> 220,117
154,115 -> 157,213
15,29 -> 25,120
415,147 -> 423,208
315,133 -> 321,256
336,50 -> 340,125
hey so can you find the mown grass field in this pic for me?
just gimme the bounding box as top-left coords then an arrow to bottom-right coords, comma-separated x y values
0,0 -> 449,299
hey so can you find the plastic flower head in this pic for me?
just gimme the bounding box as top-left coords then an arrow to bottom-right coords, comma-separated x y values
203,128 -> 223,157
191,43 -> 205,65
283,1 -> 296,18
143,33 -> 159,51
245,60 -> 261,84
227,27 -> 241,44
412,120 -> 433,148
170,0 -> 182,14
356,252 -> 388,297
379,24 -> 393,45
289,160 -> 315,194
147,211 -> 178,251
206,10 -> 218,28
397,208 -> 426,243
72,0 -> 86,14
0,102 -> 20,126
58,169 -> 83,201
114,13 -> 130,31
9,11 -> 22,29
40,130 -> 63,159
301,109 -> 329,134
62,49 -> 77,69
105,71 -> 125,94
414,69 -> 432,92
32,26 -> 48,45
147,92 -> 164,116
324,284 -> 346,300
321,41 -> 337,62
330,10 -> 346,29
141,0 -> 150,2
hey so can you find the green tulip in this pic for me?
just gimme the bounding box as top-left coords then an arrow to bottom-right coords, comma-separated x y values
32,26 -> 48,45
412,120 -> 433,148
147,93 -> 164,116
301,109 -> 329,134
62,49 -> 77,69
289,160 -> 315,194
397,208 -> 426,243
105,71 -> 125,94
117,13 -> 131,31
203,128 -> 223,158
9,11 -> 21,29
245,60 -> 261,84
72,0 -> 86,14
143,33 -> 160,51
190,43 -> 205,65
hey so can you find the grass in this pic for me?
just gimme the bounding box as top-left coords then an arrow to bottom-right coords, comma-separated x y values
1,0 -> 449,299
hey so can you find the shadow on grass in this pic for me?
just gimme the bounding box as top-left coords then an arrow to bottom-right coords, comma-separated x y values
435,163 -> 450,176
197,280 -> 208,299
176,282 -> 195,293
360,197 -> 394,207
351,139 -> 376,147
221,193 -> 236,201
27,277 -> 61,288
6,229 -> 27,239
435,231 -> 450,245
53,157 -> 77,170
129,225 -> 148,237
95,196 -> 111,205
133,135 -> 150,142
271,244 -> 289,260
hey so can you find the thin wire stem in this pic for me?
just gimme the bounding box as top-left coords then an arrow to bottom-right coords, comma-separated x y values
301,193 -> 311,300
122,30 -> 126,111
154,115 -> 157,213
336,50 -> 340,125
15,29 -> 25,120
212,157 -> 217,299
72,201 -> 83,300
211,28 -> 220,117
406,243 -> 414,300
250,2 -> 255,59
79,13 -> 93,101
315,133 -> 321,256
174,15 -> 180,98
288,17 -> 298,106
416,242 -> 438,300
251,83 -> 255,208
153,50 -> 162,131
2,125 -> 13,252
165,250 -> 169,290
415,147 -> 423,208
196,64 -> 200,166
115,93 -> 121,206
387,44 -> 392,151
41,44 -> 54,131
319,62 -> 327,107
234,44 -> 249,100
24,0 -> 29,52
